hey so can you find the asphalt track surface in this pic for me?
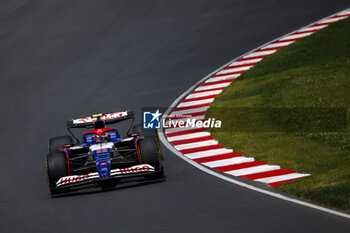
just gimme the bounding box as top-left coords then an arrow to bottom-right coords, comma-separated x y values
0,1 -> 350,232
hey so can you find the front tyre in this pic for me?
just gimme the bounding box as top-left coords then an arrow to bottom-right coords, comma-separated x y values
46,151 -> 69,194
137,137 -> 164,179
133,124 -> 163,160
48,136 -> 73,153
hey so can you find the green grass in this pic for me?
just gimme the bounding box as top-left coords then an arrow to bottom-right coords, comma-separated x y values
206,18 -> 350,212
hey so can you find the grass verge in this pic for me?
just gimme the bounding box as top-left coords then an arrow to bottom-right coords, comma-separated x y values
206,18 -> 350,212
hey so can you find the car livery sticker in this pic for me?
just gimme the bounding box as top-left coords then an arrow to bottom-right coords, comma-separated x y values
56,164 -> 155,187
72,111 -> 128,125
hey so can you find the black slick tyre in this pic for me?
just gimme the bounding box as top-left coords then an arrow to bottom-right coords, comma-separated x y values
137,137 -> 164,179
46,151 -> 69,194
48,136 -> 73,153
133,124 -> 163,160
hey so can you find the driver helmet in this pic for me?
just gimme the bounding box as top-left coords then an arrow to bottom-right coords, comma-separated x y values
94,135 -> 101,143
101,133 -> 110,143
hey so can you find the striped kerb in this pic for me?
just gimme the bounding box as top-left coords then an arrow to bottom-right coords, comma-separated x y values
165,9 -> 350,187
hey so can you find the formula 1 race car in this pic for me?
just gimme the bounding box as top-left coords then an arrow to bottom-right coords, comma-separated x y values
46,110 -> 164,195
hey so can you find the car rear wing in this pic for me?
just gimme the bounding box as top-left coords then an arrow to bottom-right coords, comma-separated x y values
67,110 -> 134,128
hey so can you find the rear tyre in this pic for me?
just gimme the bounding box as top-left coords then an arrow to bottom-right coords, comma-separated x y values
46,151 -> 69,194
137,137 -> 164,179
48,136 -> 73,153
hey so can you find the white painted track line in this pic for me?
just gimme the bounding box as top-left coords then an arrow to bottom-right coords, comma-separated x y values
194,82 -> 231,91
262,41 -> 294,49
186,148 -> 233,159
202,157 -> 254,168
205,74 -> 240,83
174,140 -> 218,150
255,173 -> 310,184
318,16 -> 347,24
279,32 -> 313,41
167,132 -> 211,142
186,90 -> 222,99
159,8 -> 350,219
226,165 -> 280,176
216,65 -> 253,75
177,98 -> 214,107
229,58 -> 262,66
160,132 -> 350,220
338,10 -> 350,16
297,25 -> 327,32
210,73 -> 241,80
243,49 -> 277,58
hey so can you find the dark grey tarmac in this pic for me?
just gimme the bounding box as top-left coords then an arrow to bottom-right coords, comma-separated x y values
0,1 -> 349,232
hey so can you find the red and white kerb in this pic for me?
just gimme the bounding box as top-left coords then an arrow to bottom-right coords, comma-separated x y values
165,9 -> 350,187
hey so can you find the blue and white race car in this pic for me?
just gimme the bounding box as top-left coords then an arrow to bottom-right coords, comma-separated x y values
46,110 -> 164,195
